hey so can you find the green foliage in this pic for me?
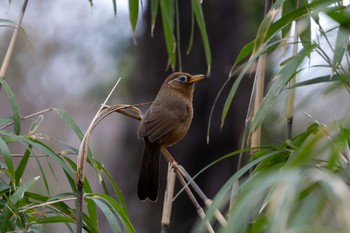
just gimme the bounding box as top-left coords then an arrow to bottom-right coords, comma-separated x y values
127,0 -> 212,75
201,0 -> 350,232
0,78 -> 135,232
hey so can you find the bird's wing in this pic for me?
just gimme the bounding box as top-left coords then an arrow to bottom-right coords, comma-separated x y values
138,101 -> 188,143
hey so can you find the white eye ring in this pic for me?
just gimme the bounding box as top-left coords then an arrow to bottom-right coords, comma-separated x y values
175,75 -> 188,83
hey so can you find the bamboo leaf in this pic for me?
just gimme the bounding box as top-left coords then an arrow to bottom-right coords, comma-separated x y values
91,198 -> 122,233
0,78 -> 21,135
234,41 -> 255,66
54,108 -> 102,185
289,75 -> 340,88
221,40 -> 281,127
0,137 -> 15,184
299,16 -> 311,49
15,145 -> 32,186
32,216 -> 75,224
186,9 -> 195,54
129,0 -> 139,44
251,44 -> 317,131
0,177 -> 40,232
192,0 -> 211,76
87,194 -> 136,233
95,161 -> 128,213
54,109 -> 84,140
160,0 -> 176,70
151,0 -> 159,36
332,27 -> 349,72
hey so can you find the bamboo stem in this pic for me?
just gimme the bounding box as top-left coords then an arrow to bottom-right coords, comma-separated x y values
161,164 -> 176,229
285,0 -> 300,139
251,53 -> 267,150
0,0 -> 29,79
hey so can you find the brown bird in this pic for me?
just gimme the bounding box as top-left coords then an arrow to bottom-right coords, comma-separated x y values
137,72 -> 205,201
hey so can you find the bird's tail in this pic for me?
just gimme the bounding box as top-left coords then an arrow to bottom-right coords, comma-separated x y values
137,138 -> 160,201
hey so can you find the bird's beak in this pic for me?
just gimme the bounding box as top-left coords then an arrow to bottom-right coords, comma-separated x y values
189,74 -> 205,83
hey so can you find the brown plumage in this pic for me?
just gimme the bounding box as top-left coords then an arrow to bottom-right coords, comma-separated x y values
137,72 -> 205,201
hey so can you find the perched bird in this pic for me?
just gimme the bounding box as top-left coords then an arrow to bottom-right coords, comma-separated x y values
137,72 -> 205,201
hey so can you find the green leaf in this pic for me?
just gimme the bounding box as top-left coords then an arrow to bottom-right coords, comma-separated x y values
0,137 -> 15,184
186,9 -> 195,54
160,0 -> 176,70
192,0 -> 211,75
87,194 -> 136,233
129,0 -> 139,43
289,75 -> 340,88
15,145 -> 32,186
54,108 -> 101,186
193,151 -> 278,232
0,78 -> 21,135
234,41 -> 255,65
90,198 -> 122,233
299,15 -> 312,49
251,44 -> 317,131
54,109 -> 84,140
221,39 -> 280,128
332,27 -> 349,72
31,216 -> 75,224
0,177 -> 40,232
151,0 -> 159,36
95,161 -> 128,213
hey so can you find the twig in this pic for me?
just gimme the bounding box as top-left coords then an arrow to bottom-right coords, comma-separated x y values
175,169 -> 215,233
0,108 -> 54,130
76,78 -> 122,233
179,166 -> 227,226
0,0 -> 29,80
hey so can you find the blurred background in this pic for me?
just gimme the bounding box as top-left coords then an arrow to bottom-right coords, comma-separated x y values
4,0 -> 343,232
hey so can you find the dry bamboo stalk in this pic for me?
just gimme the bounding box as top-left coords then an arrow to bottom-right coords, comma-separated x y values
285,1 -> 300,139
251,53 -> 267,150
161,164 -> 176,228
0,0 -> 28,79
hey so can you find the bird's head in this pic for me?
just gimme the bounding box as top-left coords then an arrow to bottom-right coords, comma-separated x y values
163,72 -> 205,97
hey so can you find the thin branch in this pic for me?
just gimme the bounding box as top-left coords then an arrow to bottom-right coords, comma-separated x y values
0,0 -> 29,79
0,108 -> 54,130
76,78 -> 122,233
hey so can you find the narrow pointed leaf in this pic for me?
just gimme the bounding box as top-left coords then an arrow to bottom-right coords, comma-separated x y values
15,145 -> 32,186
332,27 -> 349,72
160,0 -> 176,70
251,44 -> 316,131
151,0 -> 159,36
129,0 -> 139,43
0,137 -> 15,184
0,78 -> 21,135
192,0 -> 211,75
186,9 -> 195,54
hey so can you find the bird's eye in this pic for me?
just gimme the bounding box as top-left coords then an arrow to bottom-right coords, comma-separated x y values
175,75 -> 188,83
